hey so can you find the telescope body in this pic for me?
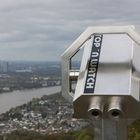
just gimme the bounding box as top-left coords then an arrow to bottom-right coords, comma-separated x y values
61,26 -> 140,120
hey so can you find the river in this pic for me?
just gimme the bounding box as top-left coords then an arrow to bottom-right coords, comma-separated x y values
0,86 -> 61,114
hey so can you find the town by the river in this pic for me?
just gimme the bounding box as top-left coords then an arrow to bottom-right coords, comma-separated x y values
0,86 -> 61,114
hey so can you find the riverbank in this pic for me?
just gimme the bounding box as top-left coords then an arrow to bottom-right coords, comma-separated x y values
0,92 -> 140,140
0,86 -> 61,114
0,93 -> 88,135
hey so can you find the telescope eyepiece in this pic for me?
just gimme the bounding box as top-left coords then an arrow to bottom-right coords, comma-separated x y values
110,109 -> 122,119
91,110 -> 100,117
108,97 -> 123,119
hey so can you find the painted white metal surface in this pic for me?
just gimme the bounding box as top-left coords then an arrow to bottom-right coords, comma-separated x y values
61,26 -> 140,102
61,26 -> 140,140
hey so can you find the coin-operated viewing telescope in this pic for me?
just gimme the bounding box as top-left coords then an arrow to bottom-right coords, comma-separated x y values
61,26 -> 140,140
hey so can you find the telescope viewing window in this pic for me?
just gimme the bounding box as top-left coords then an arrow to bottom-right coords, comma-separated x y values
69,46 -> 84,93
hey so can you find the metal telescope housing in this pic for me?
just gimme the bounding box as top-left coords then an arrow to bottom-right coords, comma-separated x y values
61,26 -> 140,120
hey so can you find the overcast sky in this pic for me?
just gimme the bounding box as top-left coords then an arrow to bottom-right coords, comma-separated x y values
0,0 -> 140,61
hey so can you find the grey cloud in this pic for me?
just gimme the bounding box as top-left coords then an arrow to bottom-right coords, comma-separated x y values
0,0 -> 139,61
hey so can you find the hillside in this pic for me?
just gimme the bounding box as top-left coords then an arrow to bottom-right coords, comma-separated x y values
0,93 -> 139,140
